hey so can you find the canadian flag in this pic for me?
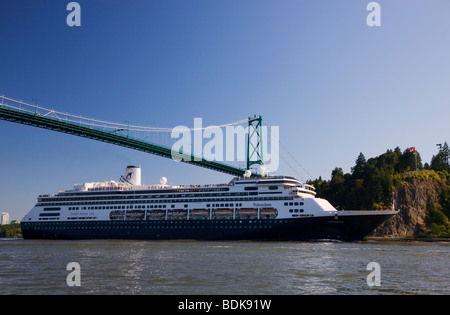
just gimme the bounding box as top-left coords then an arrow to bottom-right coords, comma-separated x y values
409,147 -> 416,152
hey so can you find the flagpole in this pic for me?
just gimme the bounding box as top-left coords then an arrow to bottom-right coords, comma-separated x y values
415,150 -> 417,171
409,147 -> 417,172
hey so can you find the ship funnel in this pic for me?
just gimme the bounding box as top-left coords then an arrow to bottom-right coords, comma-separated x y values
120,165 -> 141,186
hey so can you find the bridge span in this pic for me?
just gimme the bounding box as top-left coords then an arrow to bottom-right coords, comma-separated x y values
0,95 -> 258,177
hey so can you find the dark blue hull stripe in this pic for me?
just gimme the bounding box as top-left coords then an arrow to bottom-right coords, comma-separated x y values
21,214 -> 393,241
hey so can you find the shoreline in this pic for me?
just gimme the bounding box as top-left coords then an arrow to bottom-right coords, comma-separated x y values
366,237 -> 450,243
1,236 -> 449,242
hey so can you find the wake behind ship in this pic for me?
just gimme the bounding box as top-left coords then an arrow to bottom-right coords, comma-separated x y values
21,166 -> 397,241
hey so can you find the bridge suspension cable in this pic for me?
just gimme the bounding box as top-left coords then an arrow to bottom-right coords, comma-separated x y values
261,117 -> 314,181
0,95 -> 247,133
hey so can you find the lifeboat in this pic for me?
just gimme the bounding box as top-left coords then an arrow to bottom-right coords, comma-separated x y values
167,209 -> 187,217
167,209 -> 188,220
260,208 -> 278,218
147,210 -> 165,215
238,208 -> 257,214
214,209 -> 233,219
146,210 -> 166,220
168,209 -> 187,215
238,208 -> 258,219
190,209 -> 209,219
214,209 -> 233,215
109,210 -> 125,220
126,210 -> 145,220
190,209 -> 209,215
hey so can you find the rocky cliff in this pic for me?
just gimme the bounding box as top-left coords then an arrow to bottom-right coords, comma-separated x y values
371,171 -> 448,237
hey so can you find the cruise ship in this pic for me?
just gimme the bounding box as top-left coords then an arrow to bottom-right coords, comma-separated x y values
21,166 -> 397,241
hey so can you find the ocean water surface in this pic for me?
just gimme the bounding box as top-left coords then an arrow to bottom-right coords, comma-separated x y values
0,239 -> 448,295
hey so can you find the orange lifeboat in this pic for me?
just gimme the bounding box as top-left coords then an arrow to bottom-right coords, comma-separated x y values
167,209 -> 188,219
260,208 -> 278,218
190,209 -> 210,219
238,208 -> 257,214
214,209 -> 233,219
191,209 -> 209,215
214,209 -> 233,215
238,208 -> 258,219
146,210 -> 166,220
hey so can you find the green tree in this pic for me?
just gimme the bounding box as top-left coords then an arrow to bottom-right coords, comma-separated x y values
346,178 -> 365,209
424,204 -> 450,238
431,142 -> 449,172
379,149 -> 400,174
352,152 -> 366,179
0,224 -> 22,238
441,186 -> 450,219
329,167 -> 346,208
398,148 -> 422,172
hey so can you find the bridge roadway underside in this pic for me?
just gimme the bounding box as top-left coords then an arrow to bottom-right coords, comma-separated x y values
0,107 -> 254,177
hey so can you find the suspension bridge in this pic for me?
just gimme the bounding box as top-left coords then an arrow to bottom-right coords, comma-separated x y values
0,95 -> 270,177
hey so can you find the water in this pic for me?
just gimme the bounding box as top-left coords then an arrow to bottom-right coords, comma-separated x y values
0,239 -> 448,295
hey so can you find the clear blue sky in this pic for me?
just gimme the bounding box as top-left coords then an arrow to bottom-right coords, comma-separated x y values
1,0 -> 449,221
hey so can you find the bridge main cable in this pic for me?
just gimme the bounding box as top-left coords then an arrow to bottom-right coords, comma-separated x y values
0,95 -> 257,177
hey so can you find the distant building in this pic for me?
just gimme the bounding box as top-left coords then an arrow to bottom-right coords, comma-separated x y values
1,212 -> 9,225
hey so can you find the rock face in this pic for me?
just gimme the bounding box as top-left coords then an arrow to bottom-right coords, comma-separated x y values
371,175 -> 446,237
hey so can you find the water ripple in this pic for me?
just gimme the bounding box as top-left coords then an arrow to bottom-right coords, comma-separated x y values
0,239 -> 448,294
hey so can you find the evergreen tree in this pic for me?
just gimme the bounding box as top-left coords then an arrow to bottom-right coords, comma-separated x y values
352,152 -> 366,179
346,178 -> 365,209
329,167 -> 346,207
440,186 -> 450,219
431,142 -> 449,172
393,147 -> 403,173
399,148 -> 421,172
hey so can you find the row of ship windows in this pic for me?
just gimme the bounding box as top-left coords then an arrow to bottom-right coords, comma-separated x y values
57,187 -> 231,197
284,202 -> 304,206
32,225 -> 274,230
37,196 -> 292,207
37,215 -> 317,221
41,190 -> 280,202
67,203 -> 246,211
28,219 -> 290,226
289,209 -> 305,213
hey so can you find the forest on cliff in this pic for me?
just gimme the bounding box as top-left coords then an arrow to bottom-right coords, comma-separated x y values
308,142 -> 450,238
